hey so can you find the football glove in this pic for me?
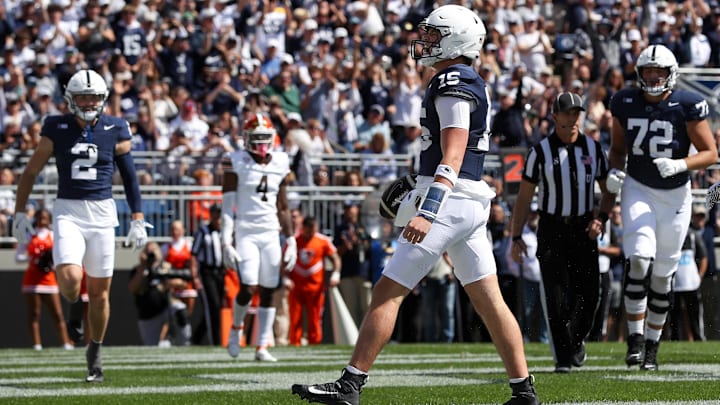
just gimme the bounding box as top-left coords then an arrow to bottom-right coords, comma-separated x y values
12,212 -> 35,245
606,169 -> 626,194
283,237 -> 297,272
223,244 -> 242,271
125,219 -> 153,250
707,181 -> 720,209
653,157 -> 687,178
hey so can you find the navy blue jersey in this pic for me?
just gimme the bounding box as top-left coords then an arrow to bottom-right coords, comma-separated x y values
418,64 -> 491,181
42,114 -> 132,200
609,88 -> 709,189
114,25 -> 147,66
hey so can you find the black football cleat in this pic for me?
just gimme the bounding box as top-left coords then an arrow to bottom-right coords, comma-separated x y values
292,369 -> 367,405
85,367 -> 104,383
625,333 -> 645,367
504,375 -> 540,405
640,340 -> 659,371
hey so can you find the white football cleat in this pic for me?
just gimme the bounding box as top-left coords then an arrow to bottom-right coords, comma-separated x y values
227,325 -> 243,358
255,347 -> 277,362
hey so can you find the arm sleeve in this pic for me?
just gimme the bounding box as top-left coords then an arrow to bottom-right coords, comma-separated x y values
115,152 -> 142,213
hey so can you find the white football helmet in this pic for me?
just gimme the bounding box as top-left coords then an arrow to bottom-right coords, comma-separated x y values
64,69 -> 109,122
243,113 -> 275,157
410,5 -> 486,67
635,44 -> 678,96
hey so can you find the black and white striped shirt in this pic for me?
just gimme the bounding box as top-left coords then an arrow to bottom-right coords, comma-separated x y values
191,224 -> 224,270
522,133 -> 609,217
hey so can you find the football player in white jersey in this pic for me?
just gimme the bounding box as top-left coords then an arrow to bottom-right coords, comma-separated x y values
12,69 -> 151,382
222,114 -> 296,362
601,44 -> 717,370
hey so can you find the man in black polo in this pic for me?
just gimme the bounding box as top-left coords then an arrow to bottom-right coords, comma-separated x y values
510,92 -> 611,373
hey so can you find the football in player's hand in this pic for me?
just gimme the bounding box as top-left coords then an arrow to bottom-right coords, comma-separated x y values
379,174 -> 417,219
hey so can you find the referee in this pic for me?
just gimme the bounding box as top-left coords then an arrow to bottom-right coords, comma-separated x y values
511,92 -> 610,373
190,204 -> 226,345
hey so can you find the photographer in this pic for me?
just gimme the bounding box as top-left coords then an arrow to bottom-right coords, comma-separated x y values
128,242 -> 191,346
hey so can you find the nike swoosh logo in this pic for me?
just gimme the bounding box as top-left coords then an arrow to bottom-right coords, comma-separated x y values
104,125 -> 115,130
307,386 -> 335,395
668,102 -> 679,107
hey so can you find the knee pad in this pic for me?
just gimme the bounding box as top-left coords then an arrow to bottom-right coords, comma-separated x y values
623,256 -> 652,300
647,275 -> 672,316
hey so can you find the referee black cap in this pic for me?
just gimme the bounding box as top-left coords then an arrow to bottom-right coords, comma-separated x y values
209,203 -> 222,214
553,92 -> 585,113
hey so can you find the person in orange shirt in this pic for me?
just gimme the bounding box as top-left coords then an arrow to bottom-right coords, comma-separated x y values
287,216 -> 342,345
162,220 -> 197,316
189,169 -> 222,232
17,208 -> 74,350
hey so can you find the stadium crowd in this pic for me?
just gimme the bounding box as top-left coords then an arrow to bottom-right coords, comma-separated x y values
4,0 -> 720,348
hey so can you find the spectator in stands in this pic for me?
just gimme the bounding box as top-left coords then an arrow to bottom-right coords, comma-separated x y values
361,132 -> 397,188
77,0 -> 115,70
516,12 -> 553,78
37,4 -> 75,65
17,208 -> 74,351
2,91 -> 36,135
390,61 -> 423,154
262,70 -> 301,115
305,118 -> 334,158
12,29 -> 37,74
113,5 -> 147,69
287,216 -> 342,345
355,104 -> 391,152
201,57 -> 244,121
491,86 -> 529,148
620,28 -> 644,83
167,99 -> 209,151
688,17 -> 711,67
157,30 -> 199,95
358,62 -> 394,120
188,168 -> 222,232
162,220 -> 196,318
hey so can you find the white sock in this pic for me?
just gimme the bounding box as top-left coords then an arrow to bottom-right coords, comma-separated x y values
256,306 -> 276,348
232,302 -> 249,328
627,320 -> 644,336
345,365 -> 367,375
645,327 -> 662,342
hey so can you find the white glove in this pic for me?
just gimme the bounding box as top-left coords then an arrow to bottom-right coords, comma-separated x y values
653,158 -> 687,178
223,244 -> 242,271
707,181 -> 720,209
283,237 -> 297,272
606,169 -> 626,194
12,212 -> 35,245
125,219 -> 153,250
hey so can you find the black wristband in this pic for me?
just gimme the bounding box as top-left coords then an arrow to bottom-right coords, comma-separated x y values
512,235 -> 523,242
597,212 -> 609,223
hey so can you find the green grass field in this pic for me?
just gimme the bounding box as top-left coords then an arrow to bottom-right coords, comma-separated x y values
2,341 -> 720,404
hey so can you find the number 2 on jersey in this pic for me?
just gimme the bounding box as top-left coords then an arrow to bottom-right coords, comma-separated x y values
70,143 -> 98,180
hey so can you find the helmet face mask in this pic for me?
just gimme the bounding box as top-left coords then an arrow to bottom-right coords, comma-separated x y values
64,69 -> 108,122
409,5 -> 486,67
243,114 -> 275,157
635,44 -> 678,96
